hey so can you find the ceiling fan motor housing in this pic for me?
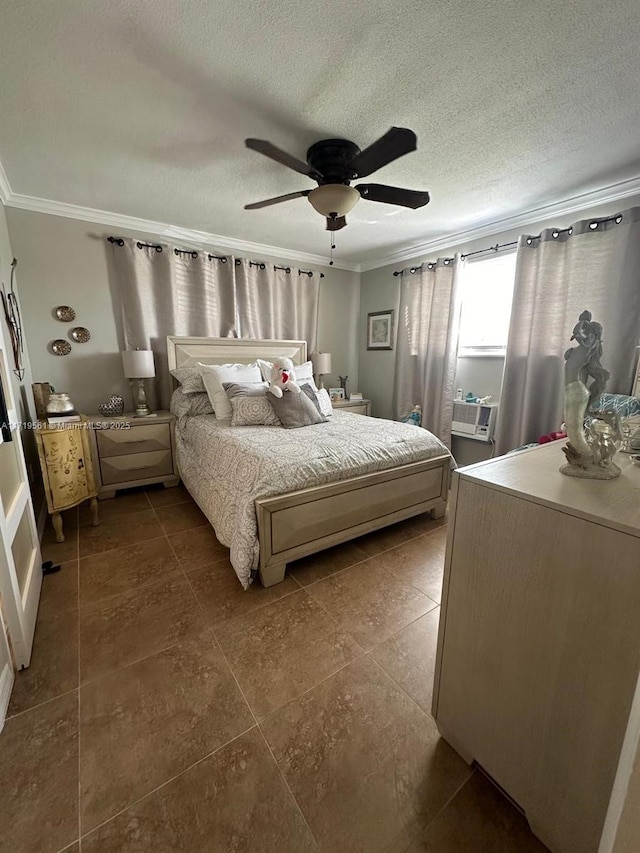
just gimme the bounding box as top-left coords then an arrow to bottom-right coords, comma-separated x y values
306,139 -> 361,185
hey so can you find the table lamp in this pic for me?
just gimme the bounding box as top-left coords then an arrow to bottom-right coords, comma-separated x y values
122,348 -> 155,417
311,352 -> 332,389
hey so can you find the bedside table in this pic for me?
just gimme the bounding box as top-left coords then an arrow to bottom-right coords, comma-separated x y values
88,411 -> 179,499
35,417 -> 99,542
331,398 -> 371,416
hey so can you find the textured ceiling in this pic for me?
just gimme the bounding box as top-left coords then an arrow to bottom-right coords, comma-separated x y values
1,0 -> 639,264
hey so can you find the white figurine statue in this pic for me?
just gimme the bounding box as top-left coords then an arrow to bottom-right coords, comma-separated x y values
560,310 -> 621,479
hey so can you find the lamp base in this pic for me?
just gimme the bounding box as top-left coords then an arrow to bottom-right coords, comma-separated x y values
317,374 -> 326,390
130,378 -> 152,418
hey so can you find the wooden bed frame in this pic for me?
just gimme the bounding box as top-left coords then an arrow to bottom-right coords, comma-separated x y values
167,336 -> 450,587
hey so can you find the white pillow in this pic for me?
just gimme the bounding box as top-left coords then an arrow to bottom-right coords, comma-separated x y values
316,387 -> 333,418
197,362 -> 262,419
257,358 -> 314,382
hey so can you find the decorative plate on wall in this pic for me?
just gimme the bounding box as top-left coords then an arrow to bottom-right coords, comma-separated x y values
70,326 -> 90,343
51,339 -> 72,356
55,305 -> 76,322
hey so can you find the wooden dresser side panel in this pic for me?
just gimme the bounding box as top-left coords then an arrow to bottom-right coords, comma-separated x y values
436,479 -> 640,853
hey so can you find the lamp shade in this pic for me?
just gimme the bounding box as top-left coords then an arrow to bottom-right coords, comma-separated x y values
311,352 -> 332,375
308,185 -> 360,218
122,349 -> 155,379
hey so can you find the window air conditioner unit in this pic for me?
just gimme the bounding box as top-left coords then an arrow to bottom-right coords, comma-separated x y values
452,401 -> 499,441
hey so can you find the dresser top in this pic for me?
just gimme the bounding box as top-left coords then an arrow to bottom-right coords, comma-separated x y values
458,442 -> 640,538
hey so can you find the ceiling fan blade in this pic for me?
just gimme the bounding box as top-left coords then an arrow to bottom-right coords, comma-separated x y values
244,190 -> 310,210
349,127 -> 417,178
326,216 -> 347,231
245,138 -> 320,179
356,183 -> 430,209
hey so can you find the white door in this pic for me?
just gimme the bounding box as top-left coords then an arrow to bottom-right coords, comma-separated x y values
0,612 -> 14,731
0,333 -> 42,669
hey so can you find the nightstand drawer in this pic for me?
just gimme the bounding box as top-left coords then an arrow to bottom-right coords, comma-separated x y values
97,423 -> 171,458
343,403 -> 369,415
100,450 -> 174,485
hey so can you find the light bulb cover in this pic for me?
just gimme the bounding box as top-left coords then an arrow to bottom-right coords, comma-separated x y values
308,185 -> 360,218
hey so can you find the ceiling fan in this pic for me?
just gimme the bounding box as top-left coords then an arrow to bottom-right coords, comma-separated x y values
244,127 -> 430,231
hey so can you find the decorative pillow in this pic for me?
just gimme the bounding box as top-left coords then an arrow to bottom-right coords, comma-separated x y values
315,387 -> 333,418
223,381 -> 269,398
590,393 -> 640,419
170,367 -> 206,394
170,387 -> 214,417
299,382 -> 323,415
197,362 -> 262,419
267,385 -> 328,429
230,396 -> 281,427
222,381 -> 281,426
257,358 -> 314,383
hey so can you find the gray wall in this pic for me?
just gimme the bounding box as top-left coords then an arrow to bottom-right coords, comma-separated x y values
6,208 -> 360,414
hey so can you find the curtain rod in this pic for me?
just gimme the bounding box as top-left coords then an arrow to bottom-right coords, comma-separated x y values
392,211 -> 626,276
392,240 -> 516,276
107,236 -> 324,277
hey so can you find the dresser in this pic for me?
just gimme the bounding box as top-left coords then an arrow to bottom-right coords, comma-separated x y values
433,443 -> 640,853
35,417 -> 99,542
331,398 -> 371,416
88,411 -> 179,499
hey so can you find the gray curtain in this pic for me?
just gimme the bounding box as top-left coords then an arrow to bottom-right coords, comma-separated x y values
393,256 -> 463,446
235,260 -> 319,356
495,207 -> 640,454
111,240 -> 237,408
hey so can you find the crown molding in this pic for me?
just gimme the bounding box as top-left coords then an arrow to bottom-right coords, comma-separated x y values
2,184 -> 361,272
2,156 -> 639,275
0,161 -> 11,205
359,175 -> 640,272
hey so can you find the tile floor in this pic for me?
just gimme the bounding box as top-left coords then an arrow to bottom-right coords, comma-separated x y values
1,486 -> 549,852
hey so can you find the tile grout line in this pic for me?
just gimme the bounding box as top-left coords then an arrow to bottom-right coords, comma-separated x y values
5,685 -> 80,722
77,489 -> 264,843
366,649 -> 439,721
78,721 -> 259,843
300,524 -> 445,594
368,599 -> 440,651
363,655 -> 476,832
256,726 -> 323,853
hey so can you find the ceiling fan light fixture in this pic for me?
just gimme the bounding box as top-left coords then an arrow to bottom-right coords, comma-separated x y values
307,184 -> 360,218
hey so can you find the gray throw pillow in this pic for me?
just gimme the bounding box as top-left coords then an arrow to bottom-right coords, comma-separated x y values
223,381 -> 268,399
223,382 -> 280,426
230,396 -> 281,426
267,385 -> 328,429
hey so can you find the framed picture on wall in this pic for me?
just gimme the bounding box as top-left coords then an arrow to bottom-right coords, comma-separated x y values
367,310 -> 395,351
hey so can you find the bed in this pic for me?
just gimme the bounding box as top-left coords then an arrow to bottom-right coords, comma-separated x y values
167,336 -> 451,588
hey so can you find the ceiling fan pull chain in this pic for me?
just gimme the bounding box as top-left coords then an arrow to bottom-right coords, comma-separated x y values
329,233 -> 336,266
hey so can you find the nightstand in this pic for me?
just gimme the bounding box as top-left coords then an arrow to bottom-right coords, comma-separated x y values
88,411 -> 179,499
35,417 -> 99,542
331,398 -> 371,416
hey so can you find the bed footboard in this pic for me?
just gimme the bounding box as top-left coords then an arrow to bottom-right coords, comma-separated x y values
255,455 -> 450,587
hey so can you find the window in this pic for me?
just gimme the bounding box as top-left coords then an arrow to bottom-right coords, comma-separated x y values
457,252 -> 517,355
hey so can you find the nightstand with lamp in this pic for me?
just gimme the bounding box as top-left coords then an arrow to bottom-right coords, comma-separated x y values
88,348 -> 179,498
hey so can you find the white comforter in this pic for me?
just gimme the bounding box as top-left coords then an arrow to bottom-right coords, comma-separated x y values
174,409 -> 450,587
